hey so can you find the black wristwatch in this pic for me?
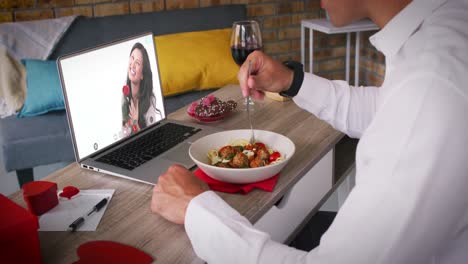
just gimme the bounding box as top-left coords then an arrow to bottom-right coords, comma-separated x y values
279,61 -> 304,98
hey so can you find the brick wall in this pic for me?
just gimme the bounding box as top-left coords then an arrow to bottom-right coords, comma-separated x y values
360,31 -> 385,86
0,0 -> 384,86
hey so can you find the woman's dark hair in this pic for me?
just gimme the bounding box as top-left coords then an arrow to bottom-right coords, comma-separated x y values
122,42 -> 156,129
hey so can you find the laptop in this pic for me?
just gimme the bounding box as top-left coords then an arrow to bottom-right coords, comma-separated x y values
57,32 -> 220,184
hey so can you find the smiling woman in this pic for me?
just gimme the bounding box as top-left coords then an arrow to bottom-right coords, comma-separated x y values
121,42 -> 162,136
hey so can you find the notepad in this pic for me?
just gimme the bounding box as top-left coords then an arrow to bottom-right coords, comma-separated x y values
38,189 -> 114,231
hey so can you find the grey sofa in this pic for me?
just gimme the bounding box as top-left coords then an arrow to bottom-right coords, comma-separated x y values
0,5 -> 246,186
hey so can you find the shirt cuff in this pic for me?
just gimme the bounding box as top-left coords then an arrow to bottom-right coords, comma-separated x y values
184,191 -> 255,261
185,191 -> 251,240
185,191 -> 249,228
293,73 -> 333,117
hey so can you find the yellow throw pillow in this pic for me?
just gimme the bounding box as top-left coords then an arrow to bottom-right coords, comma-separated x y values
155,28 -> 239,97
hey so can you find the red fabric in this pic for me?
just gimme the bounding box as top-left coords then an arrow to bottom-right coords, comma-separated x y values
0,194 -> 41,264
22,181 -> 58,216
194,169 -> 279,194
74,241 -> 153,264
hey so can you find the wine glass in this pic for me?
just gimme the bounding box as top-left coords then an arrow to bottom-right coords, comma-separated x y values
230,20 -> 262,111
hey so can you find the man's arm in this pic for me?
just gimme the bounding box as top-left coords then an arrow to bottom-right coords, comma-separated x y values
237,51 -> 380,139
294,73 -> 379,138
184,75 -> 468,264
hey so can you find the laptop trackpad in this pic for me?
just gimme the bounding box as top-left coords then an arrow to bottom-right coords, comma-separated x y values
161,142 -> 194,167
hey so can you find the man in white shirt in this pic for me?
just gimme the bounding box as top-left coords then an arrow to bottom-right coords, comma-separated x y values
151,0 -> 468,263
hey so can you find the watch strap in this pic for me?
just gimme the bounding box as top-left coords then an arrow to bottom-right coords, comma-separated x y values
279,61 -> 304,98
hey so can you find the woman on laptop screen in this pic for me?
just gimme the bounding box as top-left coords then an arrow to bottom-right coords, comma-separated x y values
122,42 -> 162,136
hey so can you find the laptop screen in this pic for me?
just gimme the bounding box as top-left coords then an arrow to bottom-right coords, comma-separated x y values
59,33 -> 166,161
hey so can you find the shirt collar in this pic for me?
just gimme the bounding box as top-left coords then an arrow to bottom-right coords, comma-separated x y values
369,0 -> 449,57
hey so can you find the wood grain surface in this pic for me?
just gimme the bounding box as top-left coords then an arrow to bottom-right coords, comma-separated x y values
9,85 -> 343,264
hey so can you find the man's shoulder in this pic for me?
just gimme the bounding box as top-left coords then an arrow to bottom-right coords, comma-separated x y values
399,3 -> 468,94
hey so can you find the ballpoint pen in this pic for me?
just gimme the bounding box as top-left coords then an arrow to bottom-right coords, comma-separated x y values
68,197 -> 109,232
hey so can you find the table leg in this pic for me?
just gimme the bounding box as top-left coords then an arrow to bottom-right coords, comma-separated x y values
17,168 -> 34,187
346,32 -> 351,82
355,32 -> 361,87
301,24 -> 305,69
309,29 -> 314,73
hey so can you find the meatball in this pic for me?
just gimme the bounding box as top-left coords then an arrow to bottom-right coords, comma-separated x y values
249,156 -> 266,168
219,146 -> 236,160
256,148 -> 270,161
229,152 -> 249,168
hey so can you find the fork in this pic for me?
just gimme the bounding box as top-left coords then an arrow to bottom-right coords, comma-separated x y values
246,60 -> 255,145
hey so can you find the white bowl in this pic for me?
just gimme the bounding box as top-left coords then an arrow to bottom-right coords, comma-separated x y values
189,129 -> 295,184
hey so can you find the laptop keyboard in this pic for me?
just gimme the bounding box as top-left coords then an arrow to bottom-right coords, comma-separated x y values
96,123 -> 201,171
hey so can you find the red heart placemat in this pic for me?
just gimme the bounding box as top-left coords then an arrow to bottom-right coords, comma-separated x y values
194,169 -> 279,194
74,241 -> 153,264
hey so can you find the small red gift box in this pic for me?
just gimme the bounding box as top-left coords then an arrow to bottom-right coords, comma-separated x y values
0,194 -> 41,264
22,181 -> 58,216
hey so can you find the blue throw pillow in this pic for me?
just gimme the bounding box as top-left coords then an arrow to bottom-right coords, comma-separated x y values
18,59 -> 64,118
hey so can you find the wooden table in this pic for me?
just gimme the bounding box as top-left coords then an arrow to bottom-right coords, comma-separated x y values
9,85 -> 343,263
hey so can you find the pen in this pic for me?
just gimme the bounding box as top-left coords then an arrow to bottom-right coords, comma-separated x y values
68,197 -> 109,232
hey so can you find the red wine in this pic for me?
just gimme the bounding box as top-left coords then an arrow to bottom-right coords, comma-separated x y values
231,47 -> 261,66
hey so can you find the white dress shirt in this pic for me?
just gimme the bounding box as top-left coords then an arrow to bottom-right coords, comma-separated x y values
185,0 -> 468,263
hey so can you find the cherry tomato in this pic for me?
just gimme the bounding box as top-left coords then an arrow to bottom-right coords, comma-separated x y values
269,151 -> 281,162
254,142 -> 266,150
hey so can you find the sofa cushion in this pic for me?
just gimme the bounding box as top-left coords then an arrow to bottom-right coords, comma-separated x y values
0,47 -> 26,116
0,111 -> 74,171
18,59 -> 64,118
155,29 -> 239,97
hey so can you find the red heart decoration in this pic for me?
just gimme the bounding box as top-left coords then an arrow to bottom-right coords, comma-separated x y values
22,181 -> 58,215
59,186 -> 80,199
74,241 -> 154,264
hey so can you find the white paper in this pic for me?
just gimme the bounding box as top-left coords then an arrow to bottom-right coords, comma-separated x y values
38,189 -> 115,231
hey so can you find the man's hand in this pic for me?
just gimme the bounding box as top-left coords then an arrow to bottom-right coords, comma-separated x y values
238,50 -> 294,100
151,165 -> 209,224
